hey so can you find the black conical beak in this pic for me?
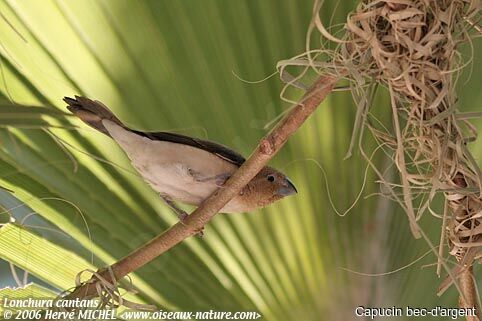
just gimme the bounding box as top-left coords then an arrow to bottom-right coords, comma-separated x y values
277,177 -> 298,196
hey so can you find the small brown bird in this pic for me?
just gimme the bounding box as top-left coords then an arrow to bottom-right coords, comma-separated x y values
64,96 -> 297,220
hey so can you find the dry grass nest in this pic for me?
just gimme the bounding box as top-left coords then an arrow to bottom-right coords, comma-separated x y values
279,0 -> 481,299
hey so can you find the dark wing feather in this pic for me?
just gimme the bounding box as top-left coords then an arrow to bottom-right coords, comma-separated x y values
64,96 -> 245,166
133,130 -> 246,166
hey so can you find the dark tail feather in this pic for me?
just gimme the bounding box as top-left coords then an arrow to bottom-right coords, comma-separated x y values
64,96 -> 124,136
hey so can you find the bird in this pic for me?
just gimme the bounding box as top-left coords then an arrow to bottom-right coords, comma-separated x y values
64,96 -> 297,222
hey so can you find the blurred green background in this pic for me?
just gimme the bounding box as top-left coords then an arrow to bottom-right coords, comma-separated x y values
0,1 -> 481,320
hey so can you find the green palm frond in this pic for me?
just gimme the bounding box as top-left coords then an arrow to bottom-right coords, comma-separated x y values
0,1 -> 481,320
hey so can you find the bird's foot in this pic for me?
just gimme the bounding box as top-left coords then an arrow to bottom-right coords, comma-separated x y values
161,195 -> 188,220
195,228 -> 205,238
160,194 -> 204,238
176,210 -> 189,221
179,214 -> 205,238
194,225 -> 205,238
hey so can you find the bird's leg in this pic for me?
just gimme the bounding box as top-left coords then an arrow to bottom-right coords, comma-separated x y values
160,194 -> 204,237
188,169 -> 231,186
160,194 -> 188,220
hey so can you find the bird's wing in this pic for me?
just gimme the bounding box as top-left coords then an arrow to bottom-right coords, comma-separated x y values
132,130 -> 246,166
103,120 -> 239,205
65,96 -> 246,166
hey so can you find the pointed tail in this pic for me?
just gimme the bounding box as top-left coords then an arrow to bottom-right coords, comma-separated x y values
64,96 -> 125,136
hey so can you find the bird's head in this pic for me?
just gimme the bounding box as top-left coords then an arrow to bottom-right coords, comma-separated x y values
236,166 -> 297,211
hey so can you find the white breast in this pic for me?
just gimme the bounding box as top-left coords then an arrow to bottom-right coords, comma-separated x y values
103,120 -> 238,206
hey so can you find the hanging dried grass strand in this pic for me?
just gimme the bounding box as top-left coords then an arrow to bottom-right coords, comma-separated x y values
345,0 -> 482,314
281,0 -> 481,316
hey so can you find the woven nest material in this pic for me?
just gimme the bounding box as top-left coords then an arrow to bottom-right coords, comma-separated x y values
279,0 -> 481,299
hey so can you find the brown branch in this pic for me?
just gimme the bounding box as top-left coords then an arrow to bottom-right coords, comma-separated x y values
65,74 -> 340,302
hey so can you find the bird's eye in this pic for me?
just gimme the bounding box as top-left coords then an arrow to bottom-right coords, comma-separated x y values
267,175 -> 275,182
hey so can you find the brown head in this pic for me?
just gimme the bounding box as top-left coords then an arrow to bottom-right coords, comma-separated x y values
225,166 -> 297,213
